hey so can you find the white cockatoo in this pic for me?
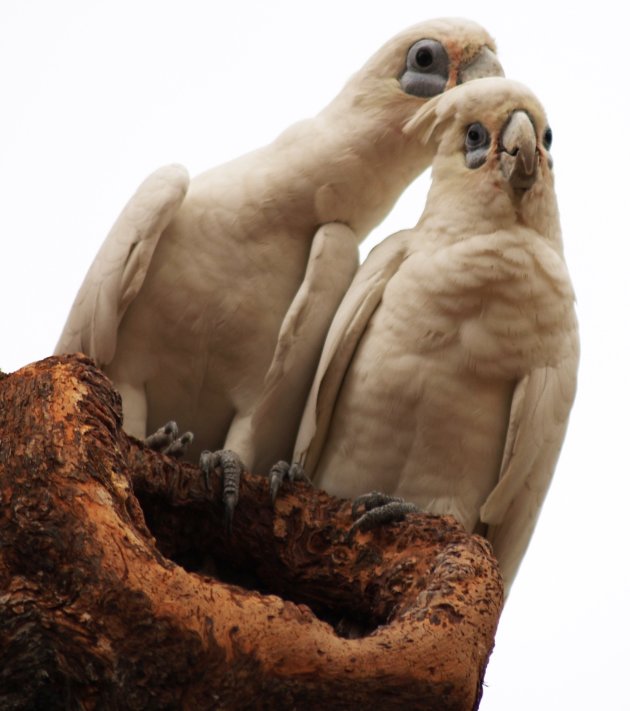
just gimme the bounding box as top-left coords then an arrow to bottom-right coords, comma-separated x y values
55,19 -> 503,514
293,77 -> 579,593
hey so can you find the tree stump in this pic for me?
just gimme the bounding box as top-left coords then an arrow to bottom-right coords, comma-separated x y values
0,355 -> 503,710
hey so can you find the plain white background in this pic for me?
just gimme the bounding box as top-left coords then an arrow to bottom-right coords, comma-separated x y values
2,2 -> 628,708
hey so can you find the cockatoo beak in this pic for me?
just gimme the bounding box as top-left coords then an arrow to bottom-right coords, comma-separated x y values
458,46 -> 505,83
499,110 -> 539,190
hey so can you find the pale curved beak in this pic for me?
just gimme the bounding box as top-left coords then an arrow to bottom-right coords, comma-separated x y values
499,110 -> 539,190
458,46 -> 504,83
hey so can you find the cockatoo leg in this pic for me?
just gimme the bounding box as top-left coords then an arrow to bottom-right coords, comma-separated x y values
348,492 -> 421,541
269,461 -> 311,504
199,449 -> 244,533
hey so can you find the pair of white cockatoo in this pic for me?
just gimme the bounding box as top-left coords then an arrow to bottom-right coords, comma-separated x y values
56,18 -> 578,593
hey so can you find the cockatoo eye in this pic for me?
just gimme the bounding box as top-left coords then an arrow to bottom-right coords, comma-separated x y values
465,123 -> 489,150
415,47 -> 434,69
400,39 -> 449,98
464,122 -> 490,169
408,39 -> 448,73
543,126 -> 553,150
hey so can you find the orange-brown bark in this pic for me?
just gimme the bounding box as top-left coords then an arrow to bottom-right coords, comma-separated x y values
0,355 -> 503,710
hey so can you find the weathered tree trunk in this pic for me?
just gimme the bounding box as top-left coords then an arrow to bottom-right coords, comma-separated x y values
0,355 -> 503,710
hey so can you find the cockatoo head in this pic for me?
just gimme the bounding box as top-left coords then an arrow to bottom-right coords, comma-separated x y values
343,18 -> 503,113
409,77 -> 558,240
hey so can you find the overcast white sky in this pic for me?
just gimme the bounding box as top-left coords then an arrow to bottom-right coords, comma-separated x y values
2,2 -> 628,708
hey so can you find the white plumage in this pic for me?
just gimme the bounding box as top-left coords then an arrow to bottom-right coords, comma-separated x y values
294,77 -> 579,593
55,19 -> 503,473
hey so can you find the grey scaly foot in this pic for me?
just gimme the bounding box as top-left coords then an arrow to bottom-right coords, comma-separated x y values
199,449 -> 244,533
269,461 -> 311,504
347,491 -> 420,542
163,430 -> 194,458
144,420 -> 194,459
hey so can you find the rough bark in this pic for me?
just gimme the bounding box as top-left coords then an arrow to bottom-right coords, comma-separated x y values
0,355 -> 503,710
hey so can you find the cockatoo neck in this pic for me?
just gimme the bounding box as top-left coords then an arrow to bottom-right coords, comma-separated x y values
308,90 -> 440,236
418,156 -> 561,248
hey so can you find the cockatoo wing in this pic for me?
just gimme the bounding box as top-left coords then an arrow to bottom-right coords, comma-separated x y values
480,336 -> 579,592
54,164 -> 189,364
294,230 -> 411,474
243,222 -> 360,471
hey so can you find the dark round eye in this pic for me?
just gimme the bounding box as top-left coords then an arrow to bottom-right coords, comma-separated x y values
415,46 -> 434,69
400,39 -> 450,98
464,123 -> 491,169
543,126 -> 553,150
407,38 -> 448,74
465,123 -> 489,150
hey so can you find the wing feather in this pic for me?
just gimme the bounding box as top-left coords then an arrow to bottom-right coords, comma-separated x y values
481,329 -> 579,592
293,230 -> 411,472
55,164 -> 189,364
244,222 -> 360,470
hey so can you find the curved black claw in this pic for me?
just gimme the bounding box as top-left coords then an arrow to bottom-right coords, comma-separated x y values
269,460 -> 311,504
199,449 -> 244,534
144,420 -> 194,458
347,491 -> 420,543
